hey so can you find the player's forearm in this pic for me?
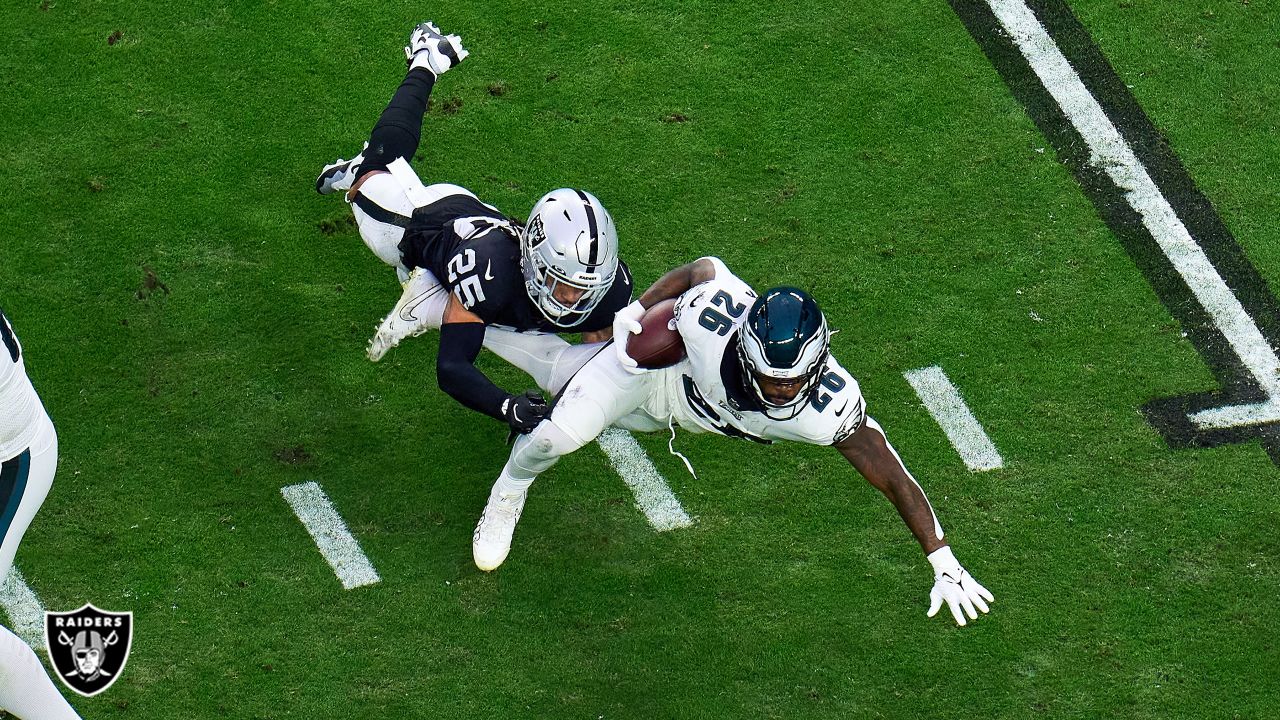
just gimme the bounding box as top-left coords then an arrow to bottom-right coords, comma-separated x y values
637,258 -> 716,308
437,358 -> 510,422
836,417 -> 946,554
438,322 -> 511,422
878,473 -> 947,555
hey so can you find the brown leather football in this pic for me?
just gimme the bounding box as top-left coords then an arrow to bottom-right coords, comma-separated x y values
625,298 -> 686,369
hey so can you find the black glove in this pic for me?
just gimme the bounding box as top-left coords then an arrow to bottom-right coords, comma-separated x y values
502,391 -> 550,435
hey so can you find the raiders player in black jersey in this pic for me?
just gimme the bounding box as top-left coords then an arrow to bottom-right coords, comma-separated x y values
316,22 -> 633,436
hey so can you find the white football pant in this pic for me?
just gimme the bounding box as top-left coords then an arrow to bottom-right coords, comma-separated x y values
348,162 -> 480,283
499,348 -> 688,484
0,412 -> 82,720
479,331 -> 607,397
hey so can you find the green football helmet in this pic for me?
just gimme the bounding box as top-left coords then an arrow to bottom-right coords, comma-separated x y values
737,287 -> 831,419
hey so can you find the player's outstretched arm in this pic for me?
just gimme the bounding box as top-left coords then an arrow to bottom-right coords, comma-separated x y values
834,417 -> 946,553
833,416 -> 994,626
438,297 -> 549,434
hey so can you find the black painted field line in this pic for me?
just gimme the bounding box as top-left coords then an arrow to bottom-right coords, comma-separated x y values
949,0 -> 1280,463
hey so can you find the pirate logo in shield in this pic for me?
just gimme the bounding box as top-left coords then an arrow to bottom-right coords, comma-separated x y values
44,604 -> 133,697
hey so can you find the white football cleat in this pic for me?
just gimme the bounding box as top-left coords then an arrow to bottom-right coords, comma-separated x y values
472,489 -> 527,572
405,21 -> 469,77
366,267 -> 447,361
315,144 -> 367,196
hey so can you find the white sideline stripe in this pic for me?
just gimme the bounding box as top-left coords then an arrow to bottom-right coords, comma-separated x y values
0,567 -> 46,650
988,0 -> 1280,430
280,482 -> 381,590
597,428 -> 693,532
904,366 -> 1004,472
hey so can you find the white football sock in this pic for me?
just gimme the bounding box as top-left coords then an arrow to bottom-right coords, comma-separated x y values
493,468 -> 534,497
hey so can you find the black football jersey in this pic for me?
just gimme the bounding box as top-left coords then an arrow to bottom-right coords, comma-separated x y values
397,191 -> 633,332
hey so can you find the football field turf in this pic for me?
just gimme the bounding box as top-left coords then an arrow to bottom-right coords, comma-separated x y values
2,0 -> 1278,717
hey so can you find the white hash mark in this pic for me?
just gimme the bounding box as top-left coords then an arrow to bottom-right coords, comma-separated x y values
0,567 -> 47,650
597,429 -> 693,532
281,482 -> 381,590
904,366 -> 1004,472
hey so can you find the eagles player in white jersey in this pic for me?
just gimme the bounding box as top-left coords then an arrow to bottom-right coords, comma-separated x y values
470,258 -> 995,627
0,310 -> 84,718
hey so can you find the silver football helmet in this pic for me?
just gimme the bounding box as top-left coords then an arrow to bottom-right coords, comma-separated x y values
521,188 -> 619,327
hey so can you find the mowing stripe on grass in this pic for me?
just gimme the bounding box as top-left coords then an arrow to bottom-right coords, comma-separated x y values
280,482 -> 380,590
0,567 -> 46,649
952,0 -> 1280,462
904,366 -> 1003,472
597,428 -> 692,532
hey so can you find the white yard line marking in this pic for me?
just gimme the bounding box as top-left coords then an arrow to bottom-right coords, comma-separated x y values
988,0 -> 1280,430
904,366 -> 1004,472
597,428 -> 693,532
0,567 -> 47,650
280,482 -> 381,590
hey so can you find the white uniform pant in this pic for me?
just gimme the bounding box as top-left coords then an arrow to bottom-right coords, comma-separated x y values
348,166 -> 477,281
479,331 -> 612,399
0,410 -> 82,720
497,343 -> 695,482
0,409 -> 56,581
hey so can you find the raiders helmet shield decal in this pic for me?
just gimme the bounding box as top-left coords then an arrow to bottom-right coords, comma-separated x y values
45,604 -> 133,697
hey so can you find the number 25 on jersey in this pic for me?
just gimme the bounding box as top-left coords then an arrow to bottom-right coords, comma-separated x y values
447,249 -> 487,309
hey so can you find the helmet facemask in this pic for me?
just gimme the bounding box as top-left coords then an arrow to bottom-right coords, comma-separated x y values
521,189 -> 619,328
737,288 -> 831,420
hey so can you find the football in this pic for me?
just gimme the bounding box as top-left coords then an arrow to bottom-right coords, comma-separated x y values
625,298 -> 685,369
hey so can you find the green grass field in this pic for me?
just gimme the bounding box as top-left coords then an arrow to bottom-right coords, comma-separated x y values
2,0 -> 1278,717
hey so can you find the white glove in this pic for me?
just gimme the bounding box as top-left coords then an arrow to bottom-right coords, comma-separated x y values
926,546 -> 993,627
613,300 -> 646,374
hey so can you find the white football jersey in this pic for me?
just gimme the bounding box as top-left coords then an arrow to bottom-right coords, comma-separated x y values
662,258 -> 865,446
0,310 -> 44,461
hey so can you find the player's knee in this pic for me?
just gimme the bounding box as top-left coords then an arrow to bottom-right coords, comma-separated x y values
538,421 -> 587,457
363,123 -> 419,172
514,420 -> 585,467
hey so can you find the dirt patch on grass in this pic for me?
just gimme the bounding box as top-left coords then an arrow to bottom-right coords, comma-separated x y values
273,445 -> 312,465
136,265 -> 170,299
